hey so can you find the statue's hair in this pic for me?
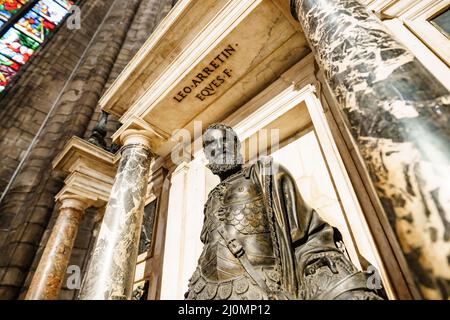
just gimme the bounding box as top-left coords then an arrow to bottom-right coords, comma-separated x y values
203,123 -> 241,148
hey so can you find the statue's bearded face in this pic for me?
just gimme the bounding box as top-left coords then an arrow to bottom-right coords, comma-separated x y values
203,127 -> 242,177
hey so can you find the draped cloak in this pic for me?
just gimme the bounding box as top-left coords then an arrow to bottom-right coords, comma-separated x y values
251,157 -> 379,299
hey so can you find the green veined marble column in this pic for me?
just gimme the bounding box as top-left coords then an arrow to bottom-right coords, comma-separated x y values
290,0 -> 450,299
79,130 -> 153,300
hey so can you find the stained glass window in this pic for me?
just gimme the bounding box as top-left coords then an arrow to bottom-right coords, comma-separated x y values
0,1 -> 29,21
0,0 -> 75,93
33,0 -> 68,24
0,54 -> 20,92
55,0 -> 72,10
15,10 -> 55,43
0,28 -> 39,64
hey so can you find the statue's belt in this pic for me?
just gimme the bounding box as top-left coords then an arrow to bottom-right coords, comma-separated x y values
216,225 -> 274,296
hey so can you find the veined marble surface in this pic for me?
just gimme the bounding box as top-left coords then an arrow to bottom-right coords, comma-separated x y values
292,0 -> 450,299
79,145 -> 152,300
26,206 -> 84,300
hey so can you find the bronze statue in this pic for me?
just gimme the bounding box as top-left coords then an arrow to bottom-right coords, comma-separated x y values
185,124 -> 382,300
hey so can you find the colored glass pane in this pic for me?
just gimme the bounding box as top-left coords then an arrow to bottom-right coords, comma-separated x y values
0,0 -> 71,94
54,0 -> 73,10
15,10 -> 55,43
32,0 -> 68,24
0,0 -> 27,21
0,28 -> 39,64
0,54 -> 20,92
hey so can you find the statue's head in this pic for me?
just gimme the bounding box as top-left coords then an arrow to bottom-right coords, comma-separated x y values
203,124 -> 243,178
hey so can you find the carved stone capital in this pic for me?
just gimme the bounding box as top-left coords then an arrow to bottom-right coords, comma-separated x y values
58,194 -> 92,212
120,129 -> 154,150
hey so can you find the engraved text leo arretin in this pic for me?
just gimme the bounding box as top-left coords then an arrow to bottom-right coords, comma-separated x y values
173,44 -> 237,103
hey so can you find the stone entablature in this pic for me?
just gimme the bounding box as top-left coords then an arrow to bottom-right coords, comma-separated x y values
53,136 -> 117,206
101,0 -> 309,158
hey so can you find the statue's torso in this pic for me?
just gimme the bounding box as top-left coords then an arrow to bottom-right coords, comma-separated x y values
186,171 -> 279,300
186,165 -> 383,301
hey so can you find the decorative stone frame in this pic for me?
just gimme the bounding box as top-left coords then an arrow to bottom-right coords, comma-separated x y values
159,54 -> 403,299
368,0 -> 450,66
401,0 -> 450,66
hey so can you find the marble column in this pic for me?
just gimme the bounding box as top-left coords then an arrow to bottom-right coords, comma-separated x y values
78,130 -> 153,300
25,195 -> 91,300
290,0 -> 450,298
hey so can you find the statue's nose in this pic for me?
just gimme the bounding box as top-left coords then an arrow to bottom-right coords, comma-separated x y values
216,140 -> 224,151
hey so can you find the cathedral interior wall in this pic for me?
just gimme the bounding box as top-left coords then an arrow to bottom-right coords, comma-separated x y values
0,0 -> 177,300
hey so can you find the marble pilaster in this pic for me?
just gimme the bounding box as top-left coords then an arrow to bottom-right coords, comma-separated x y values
291,0 -> 450,298
78,130 -> 153,300
159,161 -> 190,300
25,195 -> 91,300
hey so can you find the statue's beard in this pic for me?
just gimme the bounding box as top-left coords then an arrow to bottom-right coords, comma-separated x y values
207,162 -> 241,176
206,154 -> 243,179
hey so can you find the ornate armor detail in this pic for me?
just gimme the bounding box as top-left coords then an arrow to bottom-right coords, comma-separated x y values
223,199 -> 270,235
186,268 -> 268,300
186,169 -> 280,299
297,251 -> 382,300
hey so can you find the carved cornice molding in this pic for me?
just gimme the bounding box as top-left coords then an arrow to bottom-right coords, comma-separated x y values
53,136 -> 116,207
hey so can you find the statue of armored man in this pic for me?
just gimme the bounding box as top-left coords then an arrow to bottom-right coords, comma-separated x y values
185,124 -> 382,300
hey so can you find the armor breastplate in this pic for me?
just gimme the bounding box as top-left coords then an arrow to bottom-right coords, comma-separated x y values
187,171 -> 279,300
221,174 -> 271,235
